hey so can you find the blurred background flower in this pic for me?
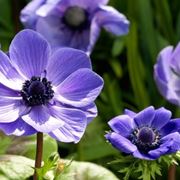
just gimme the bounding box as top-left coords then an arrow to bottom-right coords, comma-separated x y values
20,0 -> 129,53
154,43 -> 180,106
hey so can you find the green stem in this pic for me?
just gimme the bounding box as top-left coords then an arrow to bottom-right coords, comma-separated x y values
33,132 -> 43,180
168,164 -> 176,180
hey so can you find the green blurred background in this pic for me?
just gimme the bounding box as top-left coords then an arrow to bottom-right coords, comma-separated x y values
0,0 -> 180,179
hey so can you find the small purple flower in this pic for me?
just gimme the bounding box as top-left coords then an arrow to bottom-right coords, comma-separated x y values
20,0 -> 129,53
105,106 -> 180,160
0,29 -> 103,143
154,43 -> 180,106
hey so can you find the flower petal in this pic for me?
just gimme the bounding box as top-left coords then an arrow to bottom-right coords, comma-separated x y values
68,30 -> 91,52
0,118 -> 37,136
47,48 -> 91,86
151,107 -> 171,130
0,83 -> 19,97
148,132 -> 180,158
20,0 -> 46,29
160,119 -> 180,136
171,42 -> 180,74
124,109 -> 136,118
80,103 -> 97,123
9,30 -> 50,79
68,0 -> 109,11
87,18 -> 101,54
108,115 -> 135,137
37,16 -> 91,52
0,50 -> 24,90
133,150 -> 155,160
36,16 -> 73,49
154,46 -> 173,83
105,132 -> 137,153
154,46 -> 180,105
0,99 -> 28,123
56,68 -> 103,107
36,0 -> 60,17
95,5 -> 129,35
48,105 -> 87,143
22,105 -> 64,133
134,106 -> 155,127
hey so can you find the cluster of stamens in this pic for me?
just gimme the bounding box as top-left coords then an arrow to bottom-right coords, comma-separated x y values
129,127 -> 160,153
20,76 -> 54,106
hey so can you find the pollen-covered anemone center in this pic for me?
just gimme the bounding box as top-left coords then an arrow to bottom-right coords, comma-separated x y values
21,76 -> 54,106
129,127 -> 160,153
63,6 -> 88,29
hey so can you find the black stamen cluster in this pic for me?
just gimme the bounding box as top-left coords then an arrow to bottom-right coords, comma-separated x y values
21,76 -> 54,106
129,127 -> 160,153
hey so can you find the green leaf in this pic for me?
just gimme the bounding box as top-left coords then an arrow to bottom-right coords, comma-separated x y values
126,22 -> 150,109
0,155 -> 34,180
58,160 -> 119,180
74,117 -> 118,161
0,134 -> 11,155
8,134 -> 58,161
112,37 -> 125,57
37,153 -> 59,180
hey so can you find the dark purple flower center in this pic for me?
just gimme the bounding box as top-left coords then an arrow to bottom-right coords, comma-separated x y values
137,127 -> 155,143
21,76 -> 54,106
63,6 -> 89,30
129,127 -> 160,153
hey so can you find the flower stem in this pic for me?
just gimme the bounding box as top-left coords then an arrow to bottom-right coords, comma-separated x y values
168,164 -> 176,180
33,132 -> 43,180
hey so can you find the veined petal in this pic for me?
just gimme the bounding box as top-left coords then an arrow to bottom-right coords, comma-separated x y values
95,6 -> 129,35
0,118 -> 37,136
9,30 -> 50,79
48,105 -> 87,143
47,48 -> 91,86
56,68 -> 103,107
151,107 -> 171,130
0,99 -> 29,123
22,105 -> 64,133
108,115 -> 135,137
0,83 -> 20,97
134,106 -> 155,127
0,50 -> 24,90
81,103 -> 97,123
105,132 -> 137,153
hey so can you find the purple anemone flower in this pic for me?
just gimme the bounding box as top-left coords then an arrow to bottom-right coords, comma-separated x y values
105,106 -> 180,160
20,0 -> 129,53
154,43 -> 180,106
0,29 -> 103,143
